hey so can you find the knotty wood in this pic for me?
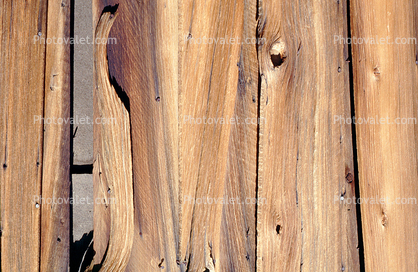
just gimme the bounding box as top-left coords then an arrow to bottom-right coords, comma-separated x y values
0,1 -> 47,271
179,0 -> 258,271
256,0 -> 360,271
40,0 -> 72,271
88,10 -> 134,272
350,0 -> 418,270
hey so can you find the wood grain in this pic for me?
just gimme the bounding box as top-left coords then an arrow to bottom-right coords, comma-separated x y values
0,1 -> 47,270
88,10 -> 134,272
91,1 -> 180,271
179,0 -> 258,271
256,0 -> 360,271
218,0 -> 259,270
350,0 -> 418,270
40,0 -> 72,270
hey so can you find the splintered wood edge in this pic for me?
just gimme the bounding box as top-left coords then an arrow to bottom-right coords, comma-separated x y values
85,9 -> 134,272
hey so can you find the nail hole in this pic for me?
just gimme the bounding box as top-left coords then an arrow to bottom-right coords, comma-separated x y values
338,67 -> 342,73
276,225 -> 281,235
346,173 -> 353,183
155,96 -> 160,102
270,42 -> 287,68
3,163 -> 7,169
382,212 -> 388,226
57,237 -> 61,242
158,258 -> 164,269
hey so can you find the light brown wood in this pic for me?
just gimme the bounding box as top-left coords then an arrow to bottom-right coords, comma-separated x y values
350,0 -> 418,270
218,0 -> 259,270
256,0 -> 360,271
40,0 -> 72,271
91,1 -> 181,270
88,10 -> 134,271
0,1 -> 47,271
179,0 -> 258,271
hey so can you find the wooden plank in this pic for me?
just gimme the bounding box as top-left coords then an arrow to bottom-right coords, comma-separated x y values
39,0 -> 72,271
0,1 -> 47,271
350,0 -> 418,270
256,0 -> 360,271
179,0 -> 258,271
91,1 -> 180,271
218,0 -> 259,270
88,9 -> 134,272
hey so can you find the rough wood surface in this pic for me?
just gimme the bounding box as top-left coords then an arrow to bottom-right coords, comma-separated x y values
0,0 -> 71,271
91,1 -> 180,271
179,0 -> 258,271
88,10 -> 134,272
40,0 -> 71,270
1,1 -> 47,271
350,0 -> 418,270
256,0 -> 360,271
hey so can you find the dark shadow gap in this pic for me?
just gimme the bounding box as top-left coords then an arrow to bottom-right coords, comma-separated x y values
69,0 -> 75,270
346,0 -> 365,270
254,0 -> 264,271
71,164 -> 93,174
70,231 -> 95,272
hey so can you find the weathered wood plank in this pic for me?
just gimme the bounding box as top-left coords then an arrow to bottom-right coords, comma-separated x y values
179,0 -> 258,271
256,0 -> 360,271
91,1 -> 180,271
40,0 -> 72,270
0,1 -> 47,270
350,0 -> 418,270
218,0 -> 259,270
88,10 -> 134,271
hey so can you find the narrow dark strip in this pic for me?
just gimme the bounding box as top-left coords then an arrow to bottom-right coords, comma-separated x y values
254,0 -> 263,270
38,0 -> 50,269
346,0 -> 365,270
71,164 -> 93,174
69,1 -> 75,269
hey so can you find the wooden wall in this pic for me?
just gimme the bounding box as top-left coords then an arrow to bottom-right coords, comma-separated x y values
1,0 -> 417,271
